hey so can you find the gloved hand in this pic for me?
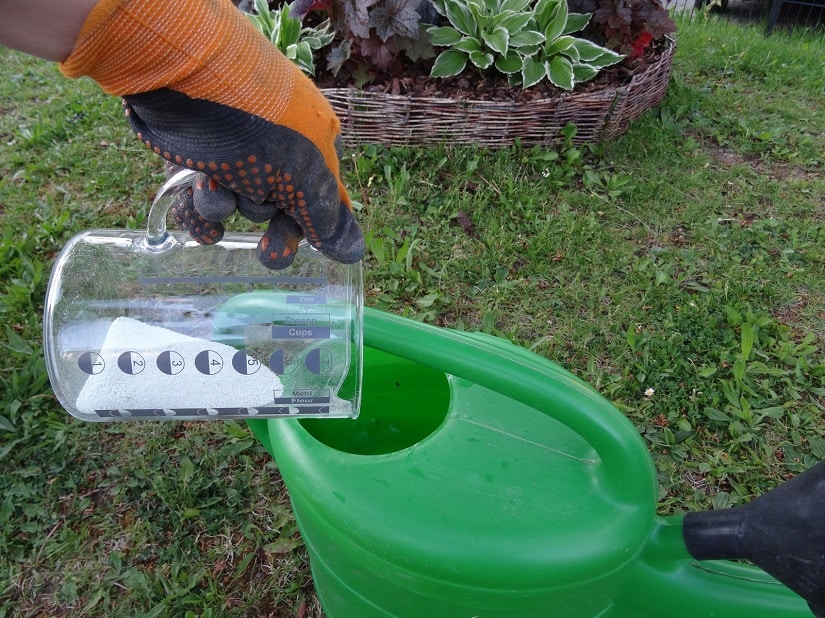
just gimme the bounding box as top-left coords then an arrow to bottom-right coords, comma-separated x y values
60,0 -> 364,269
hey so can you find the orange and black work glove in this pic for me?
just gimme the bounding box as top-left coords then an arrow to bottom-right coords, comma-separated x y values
60,0 -> 364,269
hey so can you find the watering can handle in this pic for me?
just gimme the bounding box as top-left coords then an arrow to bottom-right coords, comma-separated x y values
684,459 -> 825,617
362,308 -> 656,507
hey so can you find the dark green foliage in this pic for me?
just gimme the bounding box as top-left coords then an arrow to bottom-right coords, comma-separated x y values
569,0 -> 676,56
292,0 -> 435,77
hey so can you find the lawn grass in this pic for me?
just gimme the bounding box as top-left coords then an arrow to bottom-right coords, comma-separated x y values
1,15 -> 824,617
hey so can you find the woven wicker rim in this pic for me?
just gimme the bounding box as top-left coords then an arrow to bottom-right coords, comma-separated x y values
324,36 -> 676,148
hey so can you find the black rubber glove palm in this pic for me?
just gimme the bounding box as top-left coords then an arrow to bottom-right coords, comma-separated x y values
125,89 -> 364,269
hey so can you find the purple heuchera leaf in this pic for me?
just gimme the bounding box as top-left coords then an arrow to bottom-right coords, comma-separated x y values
338,0 -> 381,38
368,0 -> 422,41
359,35 -> 401,69
289,0 -> 324,19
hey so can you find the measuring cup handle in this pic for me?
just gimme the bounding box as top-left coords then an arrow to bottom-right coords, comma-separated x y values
362,307 -> 656,507
144,168 -> 200,247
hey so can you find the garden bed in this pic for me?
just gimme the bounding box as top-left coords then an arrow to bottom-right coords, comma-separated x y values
323,36 -> 676,147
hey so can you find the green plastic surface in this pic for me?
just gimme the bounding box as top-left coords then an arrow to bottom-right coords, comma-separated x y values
247,308 -> 811,617
213,289 -> 361,418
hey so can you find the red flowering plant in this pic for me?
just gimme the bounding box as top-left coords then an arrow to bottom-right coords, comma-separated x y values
567,0 -> 676,59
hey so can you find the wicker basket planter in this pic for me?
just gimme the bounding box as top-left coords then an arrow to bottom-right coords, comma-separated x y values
324,36 -> 675,148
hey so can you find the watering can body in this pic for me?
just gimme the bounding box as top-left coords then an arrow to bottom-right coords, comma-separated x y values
248,308 -> 811,617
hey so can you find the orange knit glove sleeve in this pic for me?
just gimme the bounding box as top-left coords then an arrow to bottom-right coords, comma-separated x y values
60,0 -> 363,269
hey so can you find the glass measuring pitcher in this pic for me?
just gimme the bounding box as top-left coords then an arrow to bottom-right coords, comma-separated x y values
43,170 -> 363,421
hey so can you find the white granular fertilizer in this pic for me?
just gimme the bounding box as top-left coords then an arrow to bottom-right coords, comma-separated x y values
75,317 -> 283,414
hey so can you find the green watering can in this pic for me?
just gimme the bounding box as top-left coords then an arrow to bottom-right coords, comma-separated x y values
248,308 -> 825,618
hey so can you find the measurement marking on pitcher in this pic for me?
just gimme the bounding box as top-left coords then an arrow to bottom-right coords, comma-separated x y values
118,351 -> 145,375
78,352 -> 105,375
272,314 -> 332,339
286,293 -> 327,309
137,275 -> 329,286
274,390 -> 331,405
78,348 -> 282,377
195,350 -> 223,375
157,350 -> 185,375
94,402 -> 330,418
232,350 -> 262,375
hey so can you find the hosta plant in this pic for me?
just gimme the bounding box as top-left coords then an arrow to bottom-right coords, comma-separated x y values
427,0 -> 624,90
245,0 -> 334,75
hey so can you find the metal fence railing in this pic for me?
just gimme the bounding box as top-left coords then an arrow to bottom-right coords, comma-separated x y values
670,0 -> 825,34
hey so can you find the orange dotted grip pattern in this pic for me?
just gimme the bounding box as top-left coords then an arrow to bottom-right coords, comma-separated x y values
122,88 -> 344,251
169,185 -> 224,245
123,86 -> 364,268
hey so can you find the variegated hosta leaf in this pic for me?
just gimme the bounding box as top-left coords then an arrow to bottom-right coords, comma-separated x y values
495,51 -> 524,73
572,62 -> 599,83
563,12 -> 591,35
482,26 -> 509,55
431,49 -> 468,77
444,0 -> 477,36
469,50 -> 495,69
428,26 -> 464,46
589,48 -> 625,68
522,56 -> 547,88
510,30 -> 545,48
547,55 -> 575,90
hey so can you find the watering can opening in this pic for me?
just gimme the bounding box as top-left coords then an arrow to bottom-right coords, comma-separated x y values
299,346 -> 451,455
